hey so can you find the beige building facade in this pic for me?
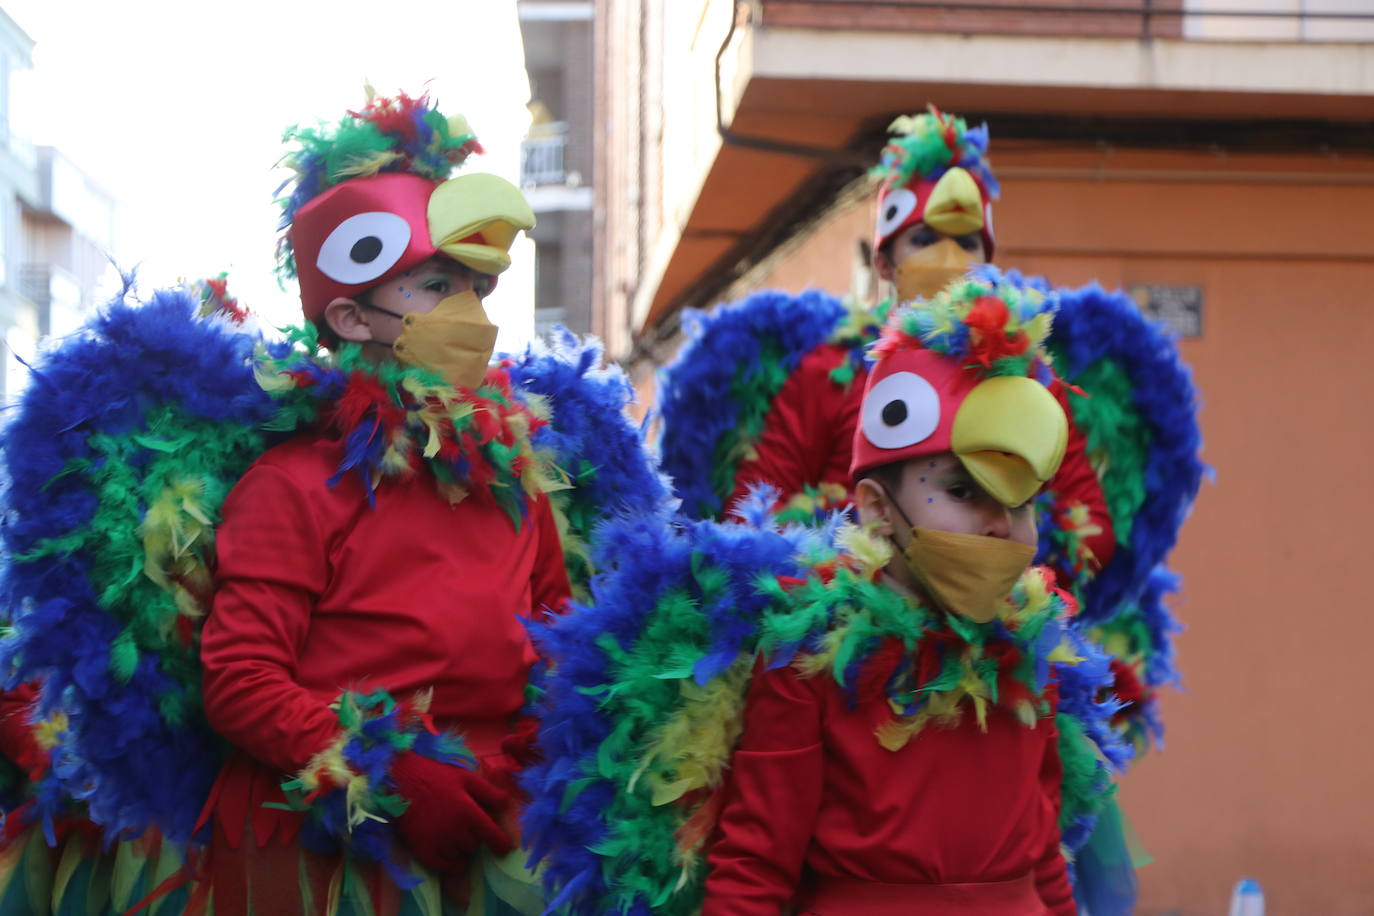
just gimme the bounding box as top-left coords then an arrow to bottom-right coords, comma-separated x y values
590,1 -> 1374,912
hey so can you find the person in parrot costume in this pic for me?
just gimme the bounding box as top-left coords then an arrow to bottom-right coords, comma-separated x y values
654,105 -> 1204,756
703,269 -> 1081,915
189,87 -> 571,913
521,269 -> 1137,915
0,89 -> 668,915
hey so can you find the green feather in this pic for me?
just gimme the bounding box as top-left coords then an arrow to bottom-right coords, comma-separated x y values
1049,353 -> 1151,547
1056,711 -> 1114,833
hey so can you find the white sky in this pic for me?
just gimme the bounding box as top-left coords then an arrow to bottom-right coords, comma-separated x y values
5,0 -> 537,351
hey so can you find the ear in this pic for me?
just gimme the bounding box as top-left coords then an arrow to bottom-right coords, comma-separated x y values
323,297 -> 374,343
854,478 -> 896,537
873,246 -> 895,283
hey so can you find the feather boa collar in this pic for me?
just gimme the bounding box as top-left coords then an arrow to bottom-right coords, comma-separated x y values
759,525 -> 1081,749
824,294 -> 895,387
256,326 -> 557,524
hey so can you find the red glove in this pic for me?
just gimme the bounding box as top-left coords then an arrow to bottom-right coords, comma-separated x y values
502,716 -> 541,768
391,752 -> 514,874
486,716 -> 542,799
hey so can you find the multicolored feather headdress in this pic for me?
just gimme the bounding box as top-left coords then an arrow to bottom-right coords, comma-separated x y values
871,105 -> 1000,258
276,89 -> 482,276
276,88 -> 534,321
870,266 -> 1053,377
853,267 -> 1066,507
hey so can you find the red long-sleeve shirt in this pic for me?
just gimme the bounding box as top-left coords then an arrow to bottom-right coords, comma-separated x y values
704,648 -> 1075,916
198,431 -> 570,843
726,343 -> 1114,576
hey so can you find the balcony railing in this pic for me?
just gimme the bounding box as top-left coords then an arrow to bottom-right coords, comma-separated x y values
760,0 -> 1374,42
522,123 -> 569,188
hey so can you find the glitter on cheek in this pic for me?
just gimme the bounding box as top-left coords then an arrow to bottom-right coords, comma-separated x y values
926,497 -> 934,503
404,292 -> 412,298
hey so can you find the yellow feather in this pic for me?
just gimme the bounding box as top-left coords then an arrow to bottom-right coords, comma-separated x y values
142,478 -> 215,601
34,712 -> 68,750
173,586 -> 208,619
633,658 -> 751,806
337,150 -> 403,180
1098,631 -> 1131,658
447,114 -> 474,141
835,522 -> 893,576
1048,642 -> 1082,666
795,633 -> 843,679
253,361 -> 295,393
437,480 -> 469,505
410,688 -> 434,714
887,114 -> 920,134
876,710 -> 931,751
421,418 -> 444,459
521,390 -> 553,424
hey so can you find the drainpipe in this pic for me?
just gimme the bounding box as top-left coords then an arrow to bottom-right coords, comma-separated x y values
712,0 -> 868,166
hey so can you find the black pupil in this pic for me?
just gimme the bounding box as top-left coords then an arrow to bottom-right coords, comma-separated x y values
350,236 -> 383,264
881,399 -> 908,426
885,205 -> 899,221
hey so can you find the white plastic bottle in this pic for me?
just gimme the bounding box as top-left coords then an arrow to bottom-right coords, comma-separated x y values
1228,877 -> 1265,916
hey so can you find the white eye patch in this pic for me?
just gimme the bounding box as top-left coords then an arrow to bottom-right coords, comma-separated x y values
862,371 -> 939,449
876,188 -> 918,239
316,212 -> 412,285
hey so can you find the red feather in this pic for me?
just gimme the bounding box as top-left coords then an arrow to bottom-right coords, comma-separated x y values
871,324 -> 924,361
963,296 -> 1029,368
348,91 -> 430,144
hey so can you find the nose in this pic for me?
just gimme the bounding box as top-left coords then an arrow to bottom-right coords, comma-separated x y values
978,501 -> 1013,540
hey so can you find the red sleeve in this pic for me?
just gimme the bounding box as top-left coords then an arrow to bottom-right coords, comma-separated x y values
1035,718 -> 1078,916
1049,380 -> 1115,576
201,464 -> 338,774
703,659 -> 823,916
724,347 -> 848,517
529,493 -> 571,619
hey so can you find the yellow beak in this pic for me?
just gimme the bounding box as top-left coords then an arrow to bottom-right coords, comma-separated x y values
950,376 -> 1067,507
922,167 -> 985,238
427,173 -> 536,276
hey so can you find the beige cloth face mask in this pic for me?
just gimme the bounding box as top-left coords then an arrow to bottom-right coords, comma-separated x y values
879,482 -> 1036,623
901,526 -> 1036,623
894,238 -> 976,302
371,290 -> 499,390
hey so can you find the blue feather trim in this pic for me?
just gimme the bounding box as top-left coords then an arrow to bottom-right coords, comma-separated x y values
520,490 -> 819,914
503,328 -> 672,561
656,290 -> 847,519
1049,282 -> 1205,624
0,281 -> 275,843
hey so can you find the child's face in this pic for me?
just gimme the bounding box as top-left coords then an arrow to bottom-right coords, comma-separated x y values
859,452 -> 1038,547
875,222 -> 986,282
323,255 -> 484,350
359,256 -> 479,336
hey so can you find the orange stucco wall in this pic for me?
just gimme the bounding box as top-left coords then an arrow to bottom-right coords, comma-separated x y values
738,145 -> 1374,914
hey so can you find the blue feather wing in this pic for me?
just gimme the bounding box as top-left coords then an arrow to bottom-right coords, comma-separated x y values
655,290 -> 848,520
1044,282 -> 1204,747
503,329 -> 672,598
1046,282 -> 1204,621
521,491 -> 823,915
0,281 -> 277,843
